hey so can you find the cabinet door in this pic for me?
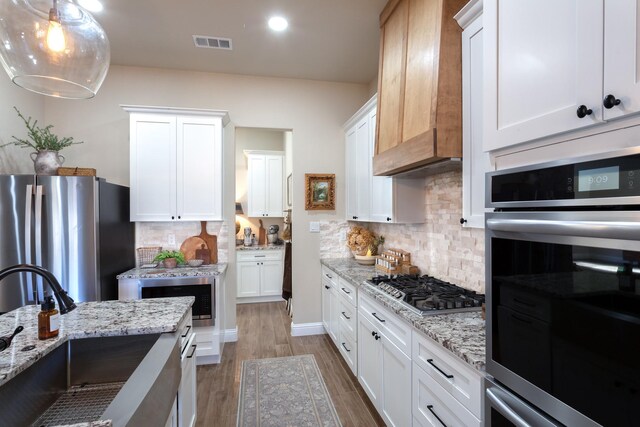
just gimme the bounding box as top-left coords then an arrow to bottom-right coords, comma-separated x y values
264,155 -> 284,217
483,0 -> 604,151
604,0 -> 640,120
357,313 -> 382,408
369,108 -> 394,223
381,338 -> 412,427
462,16 -> 491,228
130,114 -> 177,221
177,116 -> 222,221
260,260 -> 283,296
346,126 -> 358,220
321,280 -> 332,333
179,334 -> 197,427
355,117 -> 371,221
329,287 -> 339,344
237,262 -> 261,297
247,155 -> 266,217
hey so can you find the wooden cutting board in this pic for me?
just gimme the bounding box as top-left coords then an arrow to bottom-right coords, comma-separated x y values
180,236 -> 207,261
198,221 -> 218,264
258,219 -> 266,245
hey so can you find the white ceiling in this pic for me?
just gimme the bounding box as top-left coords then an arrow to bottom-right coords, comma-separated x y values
95,0 -> 388,84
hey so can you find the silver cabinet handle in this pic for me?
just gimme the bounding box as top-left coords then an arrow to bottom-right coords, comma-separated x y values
486,387 -> 531,427
24,184 -> 35,303
34,185 -> 44,302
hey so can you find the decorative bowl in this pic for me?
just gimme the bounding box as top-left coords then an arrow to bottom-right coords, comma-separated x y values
187,259 -> 204,267
354,254 -> 376,265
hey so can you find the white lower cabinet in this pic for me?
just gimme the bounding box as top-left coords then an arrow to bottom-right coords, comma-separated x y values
237,250 -> 284,300
358,293 -> 412,427
164,397 -> 178,427
179,332 -> 197,427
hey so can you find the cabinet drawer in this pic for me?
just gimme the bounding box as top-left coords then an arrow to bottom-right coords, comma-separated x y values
338,298 -> 356,342
412,330 -> 482,418
338,328 -> 357,376
413,362 -> 481,427
359,293 -> 411,357
321,266 -> 338,286
237,250 -> 283,262
337,277 -> 357,306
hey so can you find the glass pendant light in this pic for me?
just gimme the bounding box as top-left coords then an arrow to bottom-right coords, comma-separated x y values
0,0 -> 110,99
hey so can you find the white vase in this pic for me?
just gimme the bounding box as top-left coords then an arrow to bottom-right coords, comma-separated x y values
30,150 -> 65,175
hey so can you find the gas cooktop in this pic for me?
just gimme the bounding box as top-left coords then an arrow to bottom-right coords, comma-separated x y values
366,274 -> 484,316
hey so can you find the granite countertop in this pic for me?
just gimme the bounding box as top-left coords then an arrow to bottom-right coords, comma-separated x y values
0,297 -> 194,387
117,263 -> 227,279
236,244 -> 285,251
321,258 -> 486,372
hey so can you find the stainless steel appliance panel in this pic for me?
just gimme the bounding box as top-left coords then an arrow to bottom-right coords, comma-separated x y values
0,175 -> 36,313
38,176 -> 99,304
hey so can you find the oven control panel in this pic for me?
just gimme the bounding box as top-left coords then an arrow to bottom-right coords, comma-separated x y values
490,152 -> 640,205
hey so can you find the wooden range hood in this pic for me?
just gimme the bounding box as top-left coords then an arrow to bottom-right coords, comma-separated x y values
373,0 -> 466,176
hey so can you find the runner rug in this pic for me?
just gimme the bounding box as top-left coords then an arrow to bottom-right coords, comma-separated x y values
237,354 -> 342,427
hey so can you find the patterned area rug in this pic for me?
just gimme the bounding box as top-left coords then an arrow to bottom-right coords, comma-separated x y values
237,355 -> 342,427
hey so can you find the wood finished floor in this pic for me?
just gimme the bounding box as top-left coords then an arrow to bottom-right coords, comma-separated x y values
195,301 -> 385,427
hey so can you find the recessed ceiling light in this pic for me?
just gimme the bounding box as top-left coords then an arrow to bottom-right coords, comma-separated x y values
77,0 -> 103,13
268,16 -> 288,32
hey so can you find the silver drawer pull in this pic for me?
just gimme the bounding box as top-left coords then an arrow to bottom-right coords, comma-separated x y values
341,287 -> 351,295
372,312 -> 385,323
341,311 -> 351,320
187,344 -> 197,358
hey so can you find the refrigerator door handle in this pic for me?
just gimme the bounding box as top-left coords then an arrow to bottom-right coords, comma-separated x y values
24,184 -> 35,303
34,184 -> 44,302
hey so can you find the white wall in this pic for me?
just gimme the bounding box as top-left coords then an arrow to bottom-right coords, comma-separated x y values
0,77 -> 45,173
36,65 -> 368,327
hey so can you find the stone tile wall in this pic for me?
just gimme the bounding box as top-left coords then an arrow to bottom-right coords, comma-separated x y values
135,221 -> 229,265
317,170 -> 486,293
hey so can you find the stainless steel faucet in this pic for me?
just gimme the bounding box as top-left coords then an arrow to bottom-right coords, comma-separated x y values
0,264 -> 76,314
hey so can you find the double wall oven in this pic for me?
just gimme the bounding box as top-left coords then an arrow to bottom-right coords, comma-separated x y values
485,148 -> 640,426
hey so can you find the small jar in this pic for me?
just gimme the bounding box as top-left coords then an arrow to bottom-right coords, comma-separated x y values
38,296 -> 60,340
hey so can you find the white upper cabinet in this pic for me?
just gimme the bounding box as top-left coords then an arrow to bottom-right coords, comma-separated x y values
483,0 -> 604,151
345,95 -> 424,224
246,151 -> 284,218
124,106 -> 227,222
457,0 -> 491,229
603,0 -> 640,120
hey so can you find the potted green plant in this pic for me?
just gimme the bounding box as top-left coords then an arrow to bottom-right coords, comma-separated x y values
2,107 -> 83,175
153,250 -> 186,269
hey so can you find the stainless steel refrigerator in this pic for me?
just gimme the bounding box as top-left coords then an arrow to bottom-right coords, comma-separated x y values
0,175 -> 135,314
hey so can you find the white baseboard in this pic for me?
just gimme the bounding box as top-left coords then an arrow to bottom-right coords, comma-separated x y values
291,322 -> 325,337
224,327 -> 238,342
237,296 -> 285,304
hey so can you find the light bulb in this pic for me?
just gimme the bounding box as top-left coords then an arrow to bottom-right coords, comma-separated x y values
47,10 -> 65,52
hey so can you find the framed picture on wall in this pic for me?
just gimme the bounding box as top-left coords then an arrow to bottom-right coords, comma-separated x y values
304,173 -> 335,210
287,173 -> 292,208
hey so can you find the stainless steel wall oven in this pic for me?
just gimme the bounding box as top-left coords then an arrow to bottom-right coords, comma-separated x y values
485,148 -> 640,427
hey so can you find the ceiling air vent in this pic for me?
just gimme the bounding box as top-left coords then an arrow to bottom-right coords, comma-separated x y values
193,35 -> 233,50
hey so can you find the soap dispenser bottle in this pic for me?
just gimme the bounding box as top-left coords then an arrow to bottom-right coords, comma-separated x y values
38,296 -> 60,340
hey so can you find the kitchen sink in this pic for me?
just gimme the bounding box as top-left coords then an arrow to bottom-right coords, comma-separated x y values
0,333 -> 181,427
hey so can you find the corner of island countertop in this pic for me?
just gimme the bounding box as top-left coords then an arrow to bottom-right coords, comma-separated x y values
0,296 -> 194,388
117,262 -> 227,279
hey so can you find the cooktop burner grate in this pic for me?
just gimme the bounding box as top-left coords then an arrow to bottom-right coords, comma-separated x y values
367,274 -> 484,315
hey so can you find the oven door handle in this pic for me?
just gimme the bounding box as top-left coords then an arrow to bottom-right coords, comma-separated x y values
486,386 -> 559,427
486,218 -> 640,241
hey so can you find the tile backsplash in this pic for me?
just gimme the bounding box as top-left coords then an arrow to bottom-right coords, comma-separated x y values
320,170 -> 485,293
135,221 -> 229,265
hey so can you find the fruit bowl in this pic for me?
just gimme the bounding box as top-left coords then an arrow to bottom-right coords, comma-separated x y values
354,254 -> 376,265
187,259 -> 204,267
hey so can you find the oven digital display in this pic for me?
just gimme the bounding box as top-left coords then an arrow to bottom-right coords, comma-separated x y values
577,166 -> 619,192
